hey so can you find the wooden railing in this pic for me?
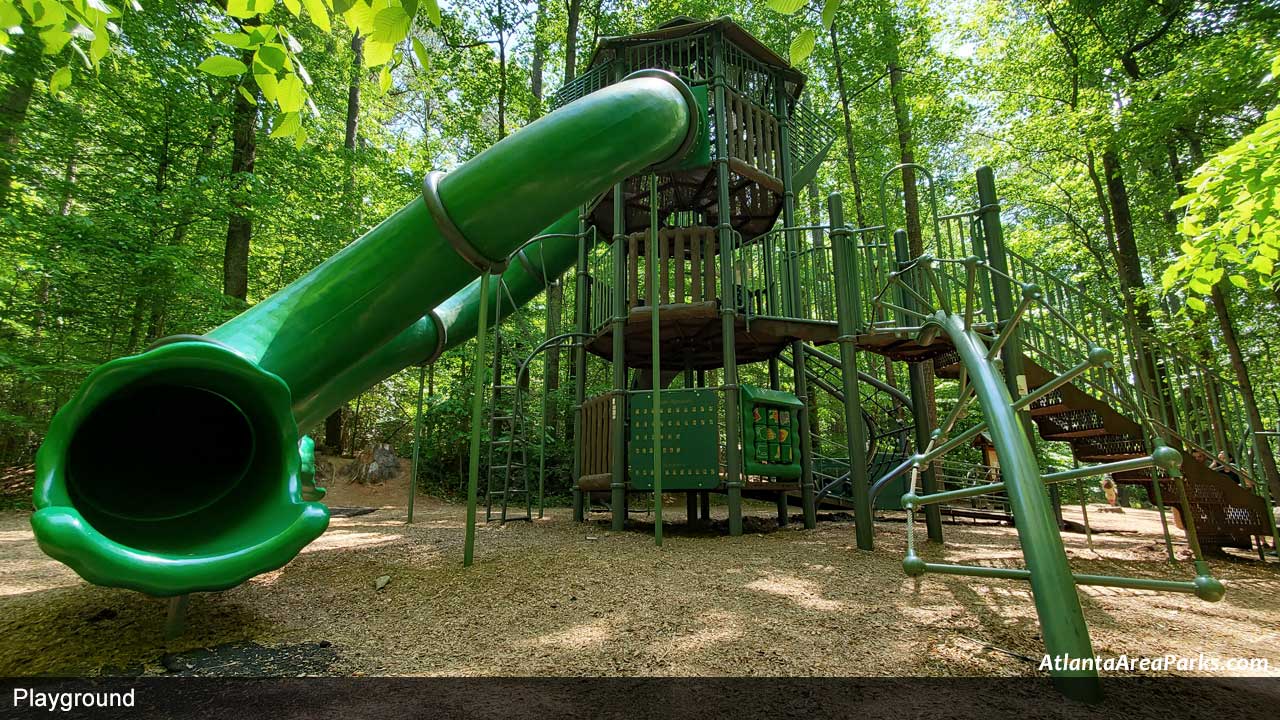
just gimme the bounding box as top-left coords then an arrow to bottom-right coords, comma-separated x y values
723,88 -> 781,187
578,393 -> 618,490
627,228 -> 719,308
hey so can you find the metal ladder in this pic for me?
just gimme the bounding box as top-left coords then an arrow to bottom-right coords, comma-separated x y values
483,330 -> 532,522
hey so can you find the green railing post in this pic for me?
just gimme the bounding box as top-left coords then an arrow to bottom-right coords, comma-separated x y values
892,228 -> 943,541
464,271 -> 492,567
649,174 -> 663,547
610,183 -> 628,532
975,167 -> 1032,438
712,31 -> 743,536
572,211 -> 588,523
407,362 -> 426,524
829,193 -> 873,550
776,74 -> 817,530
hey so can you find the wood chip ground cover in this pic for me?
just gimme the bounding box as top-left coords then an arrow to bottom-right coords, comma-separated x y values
0,469 -> 1276,679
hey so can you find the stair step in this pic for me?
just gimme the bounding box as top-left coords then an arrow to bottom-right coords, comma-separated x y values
1042,427 -> 1111,440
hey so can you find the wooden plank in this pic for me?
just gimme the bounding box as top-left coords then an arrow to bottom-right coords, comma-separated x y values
659,229 -> 670,305
690,232 -> 702,302
674,229 -> 686,303
628,233 -> 639,308
727,158 -> 783,193
705,236 -> 717,301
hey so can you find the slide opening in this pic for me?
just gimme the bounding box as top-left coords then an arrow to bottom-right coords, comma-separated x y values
66,382 -> 260,546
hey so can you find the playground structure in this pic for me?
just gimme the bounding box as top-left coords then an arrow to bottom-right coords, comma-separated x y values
26,17 -> 1280,699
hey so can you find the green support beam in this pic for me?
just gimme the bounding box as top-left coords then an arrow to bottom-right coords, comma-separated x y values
828,193 -> 873,550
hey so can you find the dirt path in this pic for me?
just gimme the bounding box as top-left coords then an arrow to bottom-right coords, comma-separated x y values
1,491 -> 1277,679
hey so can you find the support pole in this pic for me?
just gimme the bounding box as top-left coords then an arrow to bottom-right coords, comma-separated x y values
407,363 -> 426,524
776,74 -> 817,530
687,492 -> 698,524
829,193 -> 873,550
712,32 -> 743,536
610,183 -> 628,532
893,229 -> 943,541
463,271 -> 492,567
572,212 -> 588,523
976,167 -> 1032,439
165,594 -> 190,640
649,174 -> 664,547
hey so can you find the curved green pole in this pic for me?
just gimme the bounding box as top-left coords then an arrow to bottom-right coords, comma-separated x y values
32,72 -> 698,596
907,311 -> 1099,701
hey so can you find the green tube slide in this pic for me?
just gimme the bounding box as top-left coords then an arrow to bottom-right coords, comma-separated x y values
31,70 -> 701,596
291,211 -> 581,430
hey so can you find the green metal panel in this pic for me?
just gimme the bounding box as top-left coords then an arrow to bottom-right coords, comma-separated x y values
629,389 -> 720,491
672,85 -> 712,172
739,384 -> 803,480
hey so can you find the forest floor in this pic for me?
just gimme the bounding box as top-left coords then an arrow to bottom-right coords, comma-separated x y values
1,456 -> 1278,683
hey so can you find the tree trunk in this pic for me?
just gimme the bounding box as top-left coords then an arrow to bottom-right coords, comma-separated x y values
0,33 -> 42,208
529,0 -> 547,121
828,23 -> 868,227
345,32 -> 364,150
222,47 -> 259,302
887,62 -> 922,256
1211,282 -> 1280,489
565,0 -> 582,83
325,30 -> 365,449
325,408 -> 344,455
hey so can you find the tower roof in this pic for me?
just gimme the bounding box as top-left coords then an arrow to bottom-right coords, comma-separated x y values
582,16 -> 807,99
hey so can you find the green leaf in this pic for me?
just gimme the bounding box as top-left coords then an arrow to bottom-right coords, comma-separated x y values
276,72 -> 306,112
1160,264 -> 1181,292
767,0 -> 808,15
254,71 -> 279,103
238,85 -> 258,105
226,0 -> 274,18
411,36 -> 429,69
373,5 -> 410,43
255,44 -> 287,71
378,63 -> 391,92
1229,274 -> 1249,289
89,28 -> 109,64
48,65 -> 71,95
281,0 -> 300,15
1250,254 -> 1274,276
302,0 -> 330,32
821,0 -> 840,28
270,111 -> 301,138
422,0 -> 440,26
213,31 -> 252,49
198,55 -> 248,77
789,28 -> 815,66
344,1 -> 376,35
0,1 -> 22,29
362,37 -> 395,67
39,27 -> 71,55
1185,296 -> 1207,312
30,0 -> 66,27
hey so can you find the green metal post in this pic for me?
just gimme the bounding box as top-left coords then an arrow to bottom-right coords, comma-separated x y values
776,75 -> 817,531
572,211 -> 588,522
975,167 -> 1032,437
892,229 -> 943,541
464,271 -> 492,567
932,313 -> 1099,701
649,174 -> 664,547
610,183 -> 628,532
407,363 -> 426,524
712,32 -> 743,536
829,194 -> 873,550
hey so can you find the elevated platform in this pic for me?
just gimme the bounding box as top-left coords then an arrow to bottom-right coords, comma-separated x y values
583,301 -> 837,369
